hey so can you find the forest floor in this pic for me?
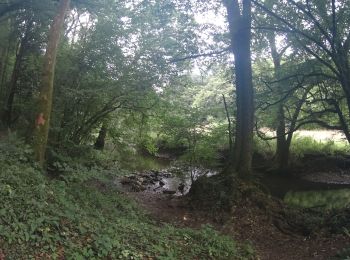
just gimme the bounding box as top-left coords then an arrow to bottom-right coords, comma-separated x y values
125,188 -> 349,260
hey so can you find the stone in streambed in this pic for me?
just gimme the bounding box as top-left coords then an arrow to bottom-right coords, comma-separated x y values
178,183 -> 185,194
163,190 -> 176,195
120,177 -> 132,185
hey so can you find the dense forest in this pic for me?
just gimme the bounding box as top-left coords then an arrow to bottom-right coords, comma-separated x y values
0,0 -> 350,259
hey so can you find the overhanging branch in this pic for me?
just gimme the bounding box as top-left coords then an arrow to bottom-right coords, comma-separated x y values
169,48 -> 230,63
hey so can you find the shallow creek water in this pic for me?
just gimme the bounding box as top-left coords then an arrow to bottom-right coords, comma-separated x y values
259,174 -> 350,209
122,156 -> 350,210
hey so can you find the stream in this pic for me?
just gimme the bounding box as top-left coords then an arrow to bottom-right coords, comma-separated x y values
259,174 -> 350,209
118,155 -> 350,210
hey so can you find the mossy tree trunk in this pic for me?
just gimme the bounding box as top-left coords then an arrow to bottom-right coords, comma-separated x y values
94,122 -> 109,150
266,32 -> 290,172
2,23 -> 31,127
33,0 -> 70,167
224,0 -> 254,178
275,103 -> 290,171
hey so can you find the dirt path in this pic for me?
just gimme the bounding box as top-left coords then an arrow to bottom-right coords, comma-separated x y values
126,190 -> 349,260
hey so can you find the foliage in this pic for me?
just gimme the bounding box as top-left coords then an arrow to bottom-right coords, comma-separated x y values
0,137 -> 253,259
255,134 -> 349,160
1,0 -> 350,258
253,136 -> 276,158
285,190 -> 350,210
144,68 -> 235,167
335,228 -> 350,259
290,136 -> 350,158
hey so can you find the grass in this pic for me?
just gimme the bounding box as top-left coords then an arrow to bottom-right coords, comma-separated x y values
254,134 -> 350,160
0,137 -> 254,259
290,135 -> 350,157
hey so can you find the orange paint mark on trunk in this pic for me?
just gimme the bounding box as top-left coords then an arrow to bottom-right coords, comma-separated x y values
36,113 -> 46,126
0,249 -> 5,260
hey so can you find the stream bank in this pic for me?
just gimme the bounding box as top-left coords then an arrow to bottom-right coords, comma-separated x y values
115,155 -> 350,259
117,155 -> 350,210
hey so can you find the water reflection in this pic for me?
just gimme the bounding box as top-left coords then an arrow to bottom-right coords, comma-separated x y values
121,153 -> 171,171
123,155 -> 350,209
284,189 -> 350,209
160,167 -> 216,196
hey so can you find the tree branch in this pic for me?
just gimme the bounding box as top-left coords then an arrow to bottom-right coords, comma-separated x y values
169,48 -> 230,63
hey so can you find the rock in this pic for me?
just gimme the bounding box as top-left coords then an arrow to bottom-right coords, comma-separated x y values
150,170 -> 159,176
159,180 -> 165,186
152,177 -> 160,182
129,180 -> 146,192
132,184 -> 146,192
163,190 -> 176,195
142,180 -> 150,185
120,178 -> 132,185
178,183 -> 185,194
154,186 -> 162,191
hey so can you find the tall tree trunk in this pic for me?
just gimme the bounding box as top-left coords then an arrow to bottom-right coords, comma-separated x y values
333,95 -> 350,143
0,0 -> 11,99
267,32 -> 290,171
282,86 -> 312,169
0,43 -> 10,100
94,122 -> 108,150
33,0 -> 70,167
222,94 -> 233,152
224,0 -> 254,178
2,32 -> 29,126
336,52 -> 350,143
275,104 -> 289,171
0,46 -> 6,97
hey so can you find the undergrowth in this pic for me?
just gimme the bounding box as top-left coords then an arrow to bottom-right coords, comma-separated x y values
335,228 -> 350,259
291,135 -> 350,157
254,134 -> 349,161
0,136 -> 253,259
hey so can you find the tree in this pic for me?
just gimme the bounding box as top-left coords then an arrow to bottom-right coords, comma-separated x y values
224,0 -> 254,178
262,32 -> 312,172
33,0 -> 71,167
94,121 -> 109,150
253,0 -> 350,143
50,0 -> 199,146
1,12 -> 38,127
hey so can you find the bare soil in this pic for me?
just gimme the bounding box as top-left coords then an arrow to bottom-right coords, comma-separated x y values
126,190 -> 349,260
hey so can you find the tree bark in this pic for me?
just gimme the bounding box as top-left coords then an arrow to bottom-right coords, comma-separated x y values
224,0 -> 254,178
267,32 -> 290,171
94,122 -> 108,150
33,0 -> 70,167
0,46 -> 6,97
0,42 -> 10,100
222,94 -> 233,152
275,104 -> 289,170
2,28 -> 30,127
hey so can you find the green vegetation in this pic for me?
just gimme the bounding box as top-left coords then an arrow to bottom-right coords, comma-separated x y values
0,0 -> 350,258
285,189 -> 350,209
0,137 -> 253,259
255,135 -> 350,161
